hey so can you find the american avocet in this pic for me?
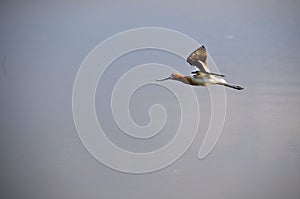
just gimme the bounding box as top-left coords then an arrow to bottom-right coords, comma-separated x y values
157,45 -> 244,90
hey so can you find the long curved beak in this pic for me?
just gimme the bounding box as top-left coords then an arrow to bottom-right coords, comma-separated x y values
156,77 -> 171,81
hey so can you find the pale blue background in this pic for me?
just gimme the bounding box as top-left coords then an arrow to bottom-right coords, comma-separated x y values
1,0 -> 300,198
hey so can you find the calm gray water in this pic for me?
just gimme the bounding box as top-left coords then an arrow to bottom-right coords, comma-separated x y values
1,0 -> 300,199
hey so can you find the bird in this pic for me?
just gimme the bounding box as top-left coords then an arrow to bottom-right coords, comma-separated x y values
157,45 -> 244,90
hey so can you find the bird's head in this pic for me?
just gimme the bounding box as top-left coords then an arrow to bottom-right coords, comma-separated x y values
156,73 -> 182,81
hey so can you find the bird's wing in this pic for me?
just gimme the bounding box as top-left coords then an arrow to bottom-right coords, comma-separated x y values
186,45 -> 210,72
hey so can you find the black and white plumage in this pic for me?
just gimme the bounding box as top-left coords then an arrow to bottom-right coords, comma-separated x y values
157,45 -> 244,90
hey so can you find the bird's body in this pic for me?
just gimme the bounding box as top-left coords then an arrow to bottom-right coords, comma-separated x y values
157,45 -> 244,90
167,73 -> 226,86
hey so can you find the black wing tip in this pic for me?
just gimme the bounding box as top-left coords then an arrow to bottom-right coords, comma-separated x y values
186,45 -> 207,65
186,58 -> 193,65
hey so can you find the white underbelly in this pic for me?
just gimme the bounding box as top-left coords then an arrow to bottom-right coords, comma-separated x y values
192,77 -> 208,85
192,76 -> 226,85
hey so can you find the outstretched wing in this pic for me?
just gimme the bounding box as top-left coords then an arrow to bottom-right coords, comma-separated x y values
186,45 -> 210,72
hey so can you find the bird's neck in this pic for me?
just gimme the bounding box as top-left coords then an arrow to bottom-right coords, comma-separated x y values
174,75 -> 193,85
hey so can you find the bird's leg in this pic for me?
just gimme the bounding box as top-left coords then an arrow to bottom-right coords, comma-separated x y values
219,83 -> 244,90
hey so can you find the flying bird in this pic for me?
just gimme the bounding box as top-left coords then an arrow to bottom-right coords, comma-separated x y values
157,45 -> 244,90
